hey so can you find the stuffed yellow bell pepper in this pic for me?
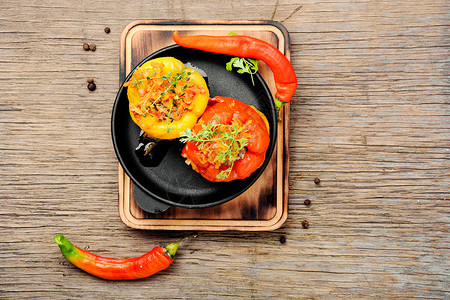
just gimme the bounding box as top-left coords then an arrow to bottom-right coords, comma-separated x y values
124,57 -> 209,139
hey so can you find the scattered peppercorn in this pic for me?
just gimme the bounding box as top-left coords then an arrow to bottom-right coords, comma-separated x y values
87,77 -> 94,83
89,43 -> 96,51
304,199 -> 311,206
279,235 -> 286,244
104,27 -> 110,34
314,177 -> 321,184
302,220 -> 309,229
83,43 -> 90,51
87,82 -> 96,91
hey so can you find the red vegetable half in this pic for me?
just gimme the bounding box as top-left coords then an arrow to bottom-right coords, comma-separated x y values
180,96 -> 270,182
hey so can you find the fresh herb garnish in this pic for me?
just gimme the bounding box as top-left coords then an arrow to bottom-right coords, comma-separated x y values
179,118 -> 249,180
226,57 -> 259,86
145,69 -> 192,114
140,104 -> 151,117
126,67 -> 197,127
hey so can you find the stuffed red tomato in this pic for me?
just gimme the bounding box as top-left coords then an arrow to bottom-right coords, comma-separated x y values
179,96 -> 270,182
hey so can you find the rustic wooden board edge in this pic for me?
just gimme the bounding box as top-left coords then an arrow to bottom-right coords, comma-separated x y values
117,20 -> 290,231
118,164 -> 287,231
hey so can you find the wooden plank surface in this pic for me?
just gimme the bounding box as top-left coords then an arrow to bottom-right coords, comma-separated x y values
0,0 -> 448,299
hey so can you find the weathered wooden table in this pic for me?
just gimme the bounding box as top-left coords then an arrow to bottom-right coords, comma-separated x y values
1,1 -> 448,299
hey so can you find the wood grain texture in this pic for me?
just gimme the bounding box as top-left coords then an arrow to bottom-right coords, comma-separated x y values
0,0 -> 448,299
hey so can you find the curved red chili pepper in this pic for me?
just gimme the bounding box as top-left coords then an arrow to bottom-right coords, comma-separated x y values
181,96 -> 270,182
173,31 -> 297,105
54,234 -> 196,280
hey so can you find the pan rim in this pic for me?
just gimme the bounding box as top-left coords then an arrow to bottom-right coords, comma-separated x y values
111,44 -> 278,209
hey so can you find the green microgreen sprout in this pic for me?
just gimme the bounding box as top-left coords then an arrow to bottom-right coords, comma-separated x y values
226,57 -> 259,86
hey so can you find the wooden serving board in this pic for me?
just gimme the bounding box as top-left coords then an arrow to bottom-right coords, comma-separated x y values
117,20 -> 290,231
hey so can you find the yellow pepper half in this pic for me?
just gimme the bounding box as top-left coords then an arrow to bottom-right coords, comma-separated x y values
124,57 -> 209,139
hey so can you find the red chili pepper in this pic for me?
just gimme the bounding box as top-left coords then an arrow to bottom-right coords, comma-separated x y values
54,233 -> 196,280
180,96 -> 270,182
173,31 -> 297,109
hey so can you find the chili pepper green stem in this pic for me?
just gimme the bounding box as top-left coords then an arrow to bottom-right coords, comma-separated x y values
276,98 -> 285,121
54,234 -> 81,260
164,232 -> 198,258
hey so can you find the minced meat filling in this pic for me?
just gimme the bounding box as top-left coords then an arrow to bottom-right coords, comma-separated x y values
125,63 -> 205,122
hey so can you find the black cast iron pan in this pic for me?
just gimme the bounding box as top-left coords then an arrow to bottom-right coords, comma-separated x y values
111,45 -> 277,213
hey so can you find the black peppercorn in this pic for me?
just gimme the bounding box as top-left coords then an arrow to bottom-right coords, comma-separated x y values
104,27 -> 110,34
279,235 -> 286,244
87,82 -> 96,91
83,43 -> 90,51
304,199 -> 311,206
89,43 -> 96,51
302,220 -> 309,229
314,177 -> 320,184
